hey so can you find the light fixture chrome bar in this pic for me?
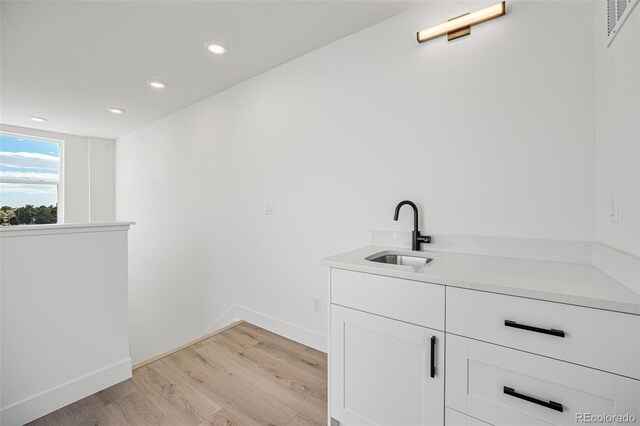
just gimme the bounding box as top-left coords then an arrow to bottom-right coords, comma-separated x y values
417,2 -> 506,43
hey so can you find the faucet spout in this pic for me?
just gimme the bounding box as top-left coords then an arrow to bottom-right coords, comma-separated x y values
393,200 -> 419,231
393,200 -> 431,251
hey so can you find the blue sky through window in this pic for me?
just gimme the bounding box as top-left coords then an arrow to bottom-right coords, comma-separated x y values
0,134 -> 60,207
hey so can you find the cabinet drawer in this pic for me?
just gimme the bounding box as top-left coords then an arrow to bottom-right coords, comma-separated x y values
331,268 -> 444,331
446,287 -> 640,379
445,408 -> 492,426
446,334 -> 640,426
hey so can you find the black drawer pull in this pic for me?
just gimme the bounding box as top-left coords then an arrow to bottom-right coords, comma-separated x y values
430,336 -> 436,378
504,320 -> 565,337
504,386 -> 564,412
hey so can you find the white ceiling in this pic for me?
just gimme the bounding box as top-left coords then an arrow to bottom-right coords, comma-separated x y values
0,1 -> 415,140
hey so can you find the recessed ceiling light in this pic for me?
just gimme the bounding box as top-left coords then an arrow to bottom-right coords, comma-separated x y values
205,42 -> 227,55
108,107 -> 126,114
147,79 -> 167,89
29,116 -> 47,122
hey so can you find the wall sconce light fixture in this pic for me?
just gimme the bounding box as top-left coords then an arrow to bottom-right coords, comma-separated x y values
417,2 -> 506,43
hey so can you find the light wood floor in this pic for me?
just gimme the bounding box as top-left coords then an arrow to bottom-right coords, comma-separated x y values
28,322 -> 327,426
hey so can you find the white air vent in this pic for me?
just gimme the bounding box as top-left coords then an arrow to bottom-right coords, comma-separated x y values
607,0 -> 639,46
617,0 -> 628,18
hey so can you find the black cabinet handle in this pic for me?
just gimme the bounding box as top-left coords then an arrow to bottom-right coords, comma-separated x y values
430,336 -> 436,378
504,386 -> 564,412
504,320 -> 565,337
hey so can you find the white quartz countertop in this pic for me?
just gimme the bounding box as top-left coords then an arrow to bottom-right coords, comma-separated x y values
322,246 -> 640,316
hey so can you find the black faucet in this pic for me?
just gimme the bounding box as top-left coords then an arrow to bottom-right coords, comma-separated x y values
393,200 -> 431,251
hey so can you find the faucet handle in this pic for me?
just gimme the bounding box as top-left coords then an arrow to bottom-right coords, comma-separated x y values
412,231 -> 431,251
417,234 -> 431,244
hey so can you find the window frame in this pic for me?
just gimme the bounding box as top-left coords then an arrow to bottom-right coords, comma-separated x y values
0,131 -> 64,224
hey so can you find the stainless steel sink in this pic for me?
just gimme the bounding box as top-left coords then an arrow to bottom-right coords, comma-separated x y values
366,251 -> 433,266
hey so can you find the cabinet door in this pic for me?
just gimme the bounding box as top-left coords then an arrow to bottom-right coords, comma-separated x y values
331,305 -> 444,426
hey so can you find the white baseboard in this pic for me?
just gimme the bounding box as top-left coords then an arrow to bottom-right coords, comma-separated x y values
201,304 -> 243,336
202,304 -> 327,353
0,358 -> 131,426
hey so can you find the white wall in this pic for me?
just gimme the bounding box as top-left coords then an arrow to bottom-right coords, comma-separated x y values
0,225 -> 131,426
88,136 -> 116,222
594,6 -> 640,256
117,1 -> 599,363
0,124 -> 116,223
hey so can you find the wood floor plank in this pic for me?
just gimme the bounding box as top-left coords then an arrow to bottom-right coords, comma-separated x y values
244,344 -> 327,400
245,343 -> 327,393
94,391 -> 173,426
300,347 -> 328,374
234,323 -> 327,374
26,413 -> 60,426
195,340 -> 326,423
197,330 -> 257,355
252,339 -> 327,383
235,323 -> 313,355
132,363 -> 223,425
160,347 -> 298,425
287,414 -> 323,426
197,325 -> 263,352
96,378 -> 137,405
197,408 -> 244,426
131,368 -> 201,426
26,322 -> 326,426
51,392 -> 106,426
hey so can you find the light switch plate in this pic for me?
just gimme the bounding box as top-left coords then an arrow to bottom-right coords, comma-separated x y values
609,193 -> 619,223
264,200 -> 274,215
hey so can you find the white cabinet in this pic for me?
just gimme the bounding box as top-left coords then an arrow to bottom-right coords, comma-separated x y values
446,334 -> 640,426
328,266 -> 640,426
331,269 -> 445,330
331,305 -> 444,426
446,287 -> 640,379
445,408 -> 492,426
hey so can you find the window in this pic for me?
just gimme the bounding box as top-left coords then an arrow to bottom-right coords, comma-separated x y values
0,133 -> 62,225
